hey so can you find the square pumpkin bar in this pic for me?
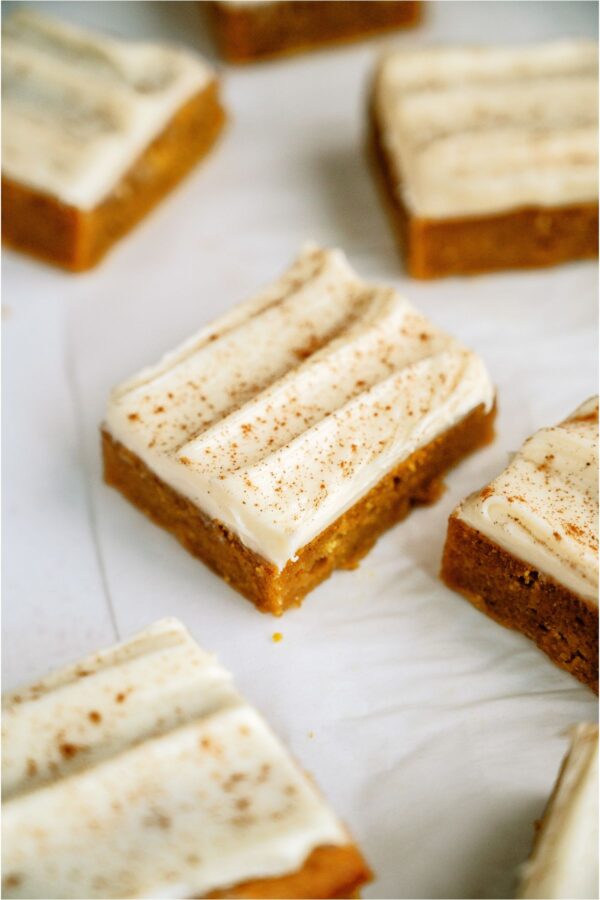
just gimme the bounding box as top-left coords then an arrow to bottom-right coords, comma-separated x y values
207,1 -> 421,64
442,398 -> 598,691
103,244 -> 495,615
370,42 -> 599,278
2,11 -> 225,271
2,618 -> 372,899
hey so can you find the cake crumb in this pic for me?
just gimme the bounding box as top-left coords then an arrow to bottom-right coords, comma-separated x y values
271,632 -> 283,643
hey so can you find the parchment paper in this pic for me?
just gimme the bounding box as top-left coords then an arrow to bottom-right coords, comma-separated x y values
3,2 -> 598,898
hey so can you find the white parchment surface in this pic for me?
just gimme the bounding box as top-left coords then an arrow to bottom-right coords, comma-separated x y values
3,2 -> 598,898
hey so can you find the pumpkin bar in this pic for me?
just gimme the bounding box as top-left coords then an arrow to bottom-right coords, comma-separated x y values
2,618 -> 371,899
2,11 -> 225,272
103,244 -> 495,615
370,42 -> 599,278
441,398 -> 599,691
207,1 -> 421,64
518,723 -> 598,900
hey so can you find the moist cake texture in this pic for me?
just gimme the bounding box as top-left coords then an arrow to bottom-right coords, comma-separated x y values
371,41 -> 599,277
2,11 -> 225,270
442,398 -> 599,690
518,724 -> 598,900
103,244 -> 495,613
2,618 -> 371,899
207,1 -> 421,64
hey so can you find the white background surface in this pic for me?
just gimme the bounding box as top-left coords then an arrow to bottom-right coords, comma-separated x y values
2,2 -> 598,898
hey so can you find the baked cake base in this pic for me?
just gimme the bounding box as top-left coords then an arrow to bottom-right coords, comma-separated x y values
204,844 -> 371,899
103,401 -> 495,616
368,107 -> 599,279
441,515 -> 599,692
207,1 -> 421,64
2,81 -> 225,272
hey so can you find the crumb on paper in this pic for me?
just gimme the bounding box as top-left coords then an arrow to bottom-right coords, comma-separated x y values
308,731 -> 315,739
271,632 -> 283,643
2,306 -> 12,320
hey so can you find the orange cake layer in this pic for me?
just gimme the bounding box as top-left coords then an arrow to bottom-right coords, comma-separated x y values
204,844 -> 370,898
369,107 -> 599,279
441,516 -> 598,692
207,1 -> 421,63
103,402 -> 495,616
3,82 -> 225,272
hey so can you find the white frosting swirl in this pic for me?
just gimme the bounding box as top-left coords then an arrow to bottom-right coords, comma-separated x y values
2,11 -> 212,209
374,42 -> 599,218
2,619 -> 348,899
457,398 -> 599,604
105,245 -> 494,569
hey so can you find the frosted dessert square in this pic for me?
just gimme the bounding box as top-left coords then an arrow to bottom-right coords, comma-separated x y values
442,398 -> 598,690
2,11 -> 225,271
370,42 -> 599,277
103,244 -> 495,614
518,724 -> 598,900
2,618 -> 371,899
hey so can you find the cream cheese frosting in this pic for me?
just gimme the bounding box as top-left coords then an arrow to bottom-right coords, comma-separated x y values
518,724 -> 599,900
2,11 -> 213,209
105,245 -> 494,569
457,398 -> 599,605
1,618 -> 348,899
374,42 -> 599,218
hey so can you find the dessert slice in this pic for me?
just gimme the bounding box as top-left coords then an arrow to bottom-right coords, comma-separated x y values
370,42 -> 599,278
518,724 -> 598,900
441,398 -> 599,691
1,618 -> 371,899
103,244 -> 495,615
2,11 -> 225,272
207,1 -> 421,64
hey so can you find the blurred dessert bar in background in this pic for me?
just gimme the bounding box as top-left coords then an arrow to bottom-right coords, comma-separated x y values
442,398 -> 599,691
2,618 -> 372,899
2,11 -> 225,271
207,0 -> 421,63
103,244 -> 495,615
518,723 -> 598,900
370,42 -> 599,278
